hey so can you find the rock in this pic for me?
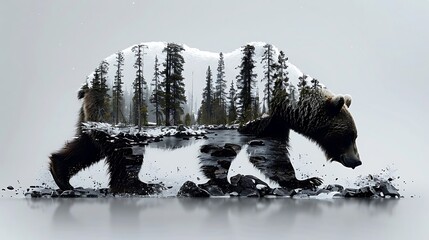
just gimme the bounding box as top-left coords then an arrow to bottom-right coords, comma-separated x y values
211,148 -> 237,157
376,181 -> 400,198
199,179 -> 231,194
230,174 -> 272,197
240,189 -> 260,197
224,143 -> 241,152
292,193 -> 310,199
199,184 -> 225,196
342,188 -> 358,197
316,189 -> 331,195
300,189 -> 319,196
248,140 -> 264,146
245,175 -> 269,187
31,191 -> 42,198
324,184 -> 344,192
217,159 -> 232,169
230,174 -> 244,186
7,186 -> 14,190
177,125 -> 187,132
60,190 -> 78,198
343,186 -> 378,198
271,188 -> 292,197
200,144 -> 221,154
229,192 -> 239,197
51,191 -> 59,198
232,175 -> 255,189
177,181 -> 210,198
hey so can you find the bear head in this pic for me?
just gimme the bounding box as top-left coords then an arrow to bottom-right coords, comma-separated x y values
296,90 -> 361,169
317,93 -> 361,169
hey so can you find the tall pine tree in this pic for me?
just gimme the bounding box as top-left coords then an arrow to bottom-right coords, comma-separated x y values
161,43 -> 186,126
131,44 -> 148,129
253,88 -> 261,119
213,52 -> 227,124
236,44 -> 257,123
227,81 -> 237,124
198,66 -> 214,124
112,51 -> 124,124
261,43 -> 276,114
270,51 -> 290,111
298,74 -> 310,100
150,56 -> 164,125
90,61 -> 110,122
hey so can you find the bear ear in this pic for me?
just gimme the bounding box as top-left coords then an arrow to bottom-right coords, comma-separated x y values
344,94 -> 352,108
327,95 -> 345,114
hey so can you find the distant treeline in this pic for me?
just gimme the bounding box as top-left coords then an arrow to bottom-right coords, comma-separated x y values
84,43 -> 321,127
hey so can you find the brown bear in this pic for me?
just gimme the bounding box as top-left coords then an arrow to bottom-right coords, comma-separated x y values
49,83 -> 360,194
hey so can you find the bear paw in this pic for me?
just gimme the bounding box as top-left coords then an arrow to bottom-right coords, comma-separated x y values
301,177 -> 324,189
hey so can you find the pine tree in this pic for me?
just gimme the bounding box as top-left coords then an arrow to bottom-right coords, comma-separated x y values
311,78 -> 321,90
270,51 -> 292,113
261,43 -> 276,114
132,44 -> 148,129
90,61 -> 111,122
213,52 -> 227,124
288,84 -> 297,104
298,74 -> 310,100
253,88 -> 261,119
184,113 -> 191,126
91,68 -> 101,89
150,56 -> 164,125
198,66 -> 214,124
227,81 -> 237,124
161,43 -> 186,126
270,74 -> 288,113
236,44 -> 257,123
112,51 -> 125,125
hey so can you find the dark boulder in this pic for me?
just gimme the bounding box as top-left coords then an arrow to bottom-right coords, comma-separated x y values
211,148 -> 237,157
324,184 -> 344,192
248,140 -> 265,146
177,181 -> 210,198
200,144 -> 221,154
271,188 -> 293,197
224,143 -> 241,152
230,174 -> 272,197
217,159 -> 232,169
375,181 -> 400,198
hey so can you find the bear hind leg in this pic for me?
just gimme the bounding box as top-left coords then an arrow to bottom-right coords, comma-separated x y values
49,134 -> 103,190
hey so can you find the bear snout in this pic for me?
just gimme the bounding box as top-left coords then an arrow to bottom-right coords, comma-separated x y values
341,154 -> 362,169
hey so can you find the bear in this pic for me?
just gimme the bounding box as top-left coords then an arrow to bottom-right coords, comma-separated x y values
49,82 -> 361,195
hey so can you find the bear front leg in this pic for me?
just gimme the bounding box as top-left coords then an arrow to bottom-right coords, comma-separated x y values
49,133 -> 104,190
248,139 -> 323,190
105,146 -> 162,195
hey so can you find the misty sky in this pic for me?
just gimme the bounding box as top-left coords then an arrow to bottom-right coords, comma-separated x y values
1,0 -> 428,197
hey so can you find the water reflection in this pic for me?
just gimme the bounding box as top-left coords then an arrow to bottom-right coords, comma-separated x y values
19,197 -> 403,239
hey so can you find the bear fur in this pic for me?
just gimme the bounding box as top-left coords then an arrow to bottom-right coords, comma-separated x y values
49,86 -> 360,194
